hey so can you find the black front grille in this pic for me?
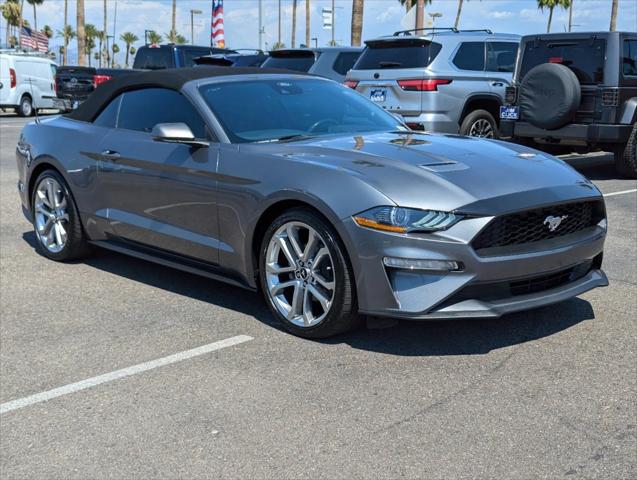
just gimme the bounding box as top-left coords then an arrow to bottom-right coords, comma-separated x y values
435,256 -> 600,309
472,200 -> 604,253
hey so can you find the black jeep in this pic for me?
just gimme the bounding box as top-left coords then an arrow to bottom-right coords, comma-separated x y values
500,31 -> 637,177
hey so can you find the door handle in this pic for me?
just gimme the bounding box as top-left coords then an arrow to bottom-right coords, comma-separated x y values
101,149 -> 121,160
491,82 -> 505,87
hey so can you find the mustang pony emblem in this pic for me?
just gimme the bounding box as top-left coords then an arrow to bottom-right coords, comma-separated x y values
544,215 -> 568,232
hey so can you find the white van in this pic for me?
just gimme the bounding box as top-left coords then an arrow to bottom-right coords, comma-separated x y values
0,52 -> 59,116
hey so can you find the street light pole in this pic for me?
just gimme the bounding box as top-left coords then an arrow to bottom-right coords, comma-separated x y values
190,9 -> 202,45
331,0 -> 335,46
258,0 -> 264,51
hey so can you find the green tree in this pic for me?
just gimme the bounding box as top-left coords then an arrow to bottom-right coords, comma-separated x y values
111,43 -> 120,67
84,23 -> 98,66
147,30 -> 162,45
1,0 -> 21,47
57,24 -> 75,65
271,41 -> 285,50
42,24 -> 52,38
26,0 -> 44,34
537,0 -> 571,33
120,31 -> 139,67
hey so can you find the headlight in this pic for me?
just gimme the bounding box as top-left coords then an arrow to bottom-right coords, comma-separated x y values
353,206 -> 463,233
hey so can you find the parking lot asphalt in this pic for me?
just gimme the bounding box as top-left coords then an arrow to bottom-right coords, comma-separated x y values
1,114 -> 636,479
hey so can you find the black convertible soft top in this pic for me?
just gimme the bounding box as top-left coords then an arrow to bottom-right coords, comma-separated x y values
66,66 -> 303,122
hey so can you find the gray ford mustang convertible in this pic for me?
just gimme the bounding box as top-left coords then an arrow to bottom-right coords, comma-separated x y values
16,67 -> 608,338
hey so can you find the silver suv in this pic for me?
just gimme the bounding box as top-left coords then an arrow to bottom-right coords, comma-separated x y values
345,28 -> 520,138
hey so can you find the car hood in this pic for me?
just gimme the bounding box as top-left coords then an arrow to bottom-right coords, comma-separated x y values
267,131 -> 600,215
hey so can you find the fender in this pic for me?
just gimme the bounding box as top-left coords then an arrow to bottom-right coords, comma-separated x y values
459,93 -> 503,124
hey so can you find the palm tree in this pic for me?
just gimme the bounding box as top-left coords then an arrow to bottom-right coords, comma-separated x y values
171,0 -> 177,36
42,24 -> 52,38
120,31 -> 138,67
351,0 -> 364,46
398,0 -> 414,12
165,29 -> 186,44
537,0 -> 571,33
454,0 -> 464,28
398,0 -> 431,30
57,25 -> 75,65
291,0 -> 298,48
84,23 -> 98,66
77,0 -> 86,66
103,0 -> 109,70
609,0 -> 618,31
148,30 -> 162,45
111,43 -> 119,66
26,0 -> 43,34
1,0 -> 21,47
63,0 -> 69,64
305,0 -> 310,48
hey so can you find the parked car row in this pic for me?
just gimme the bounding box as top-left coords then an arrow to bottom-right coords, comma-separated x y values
3,28 -> 635,176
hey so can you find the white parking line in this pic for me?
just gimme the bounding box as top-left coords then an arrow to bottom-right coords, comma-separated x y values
0,335 -> 253,415
603,188 -> 637,197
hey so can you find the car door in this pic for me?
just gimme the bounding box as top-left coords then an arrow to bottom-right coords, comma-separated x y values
97,87 -> 221,265
486,41 -> 518,100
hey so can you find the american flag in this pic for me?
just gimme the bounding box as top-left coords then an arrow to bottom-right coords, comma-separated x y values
20,27 -> 49,53
211,0 -> 225,48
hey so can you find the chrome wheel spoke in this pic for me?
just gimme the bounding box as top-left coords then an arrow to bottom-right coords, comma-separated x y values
301,230 -> 317,262
307,284 -> 331,314
266,262 -> 296,275
302,288 -> 313,326
314,273 -> 334,291
270,279 -> 297,296
286,225 -> 304,259
39,218 -> 54,235
288,283 -> 304,320
275,236 -> 298,266
46,180 -> 57,208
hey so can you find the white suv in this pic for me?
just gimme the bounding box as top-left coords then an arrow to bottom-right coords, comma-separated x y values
345,29 -> 520,138
0,52 -> 59,116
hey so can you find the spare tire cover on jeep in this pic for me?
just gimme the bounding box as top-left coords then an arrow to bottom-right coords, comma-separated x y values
519,63 -> 581,130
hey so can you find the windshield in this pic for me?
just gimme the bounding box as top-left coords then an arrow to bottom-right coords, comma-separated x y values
199,78 -> 403,143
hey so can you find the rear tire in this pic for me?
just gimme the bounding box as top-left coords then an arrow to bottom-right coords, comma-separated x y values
17,95 -> 33,117
613,123 -> 637,179
460,109 -> 499,139
259,208 -> 361,339
31,169 -> 92,261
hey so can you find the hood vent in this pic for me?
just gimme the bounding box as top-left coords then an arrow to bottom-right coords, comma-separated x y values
420,160 -> 468,172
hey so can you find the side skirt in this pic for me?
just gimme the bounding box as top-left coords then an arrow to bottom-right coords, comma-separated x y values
90,238 -> 256,292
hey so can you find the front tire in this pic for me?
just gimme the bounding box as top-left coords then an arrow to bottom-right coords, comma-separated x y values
613,124 -> 637,179
460,109 -> 499,139
259,208 -> 360,339
17,95 -> 33,117
31,169 -> 91,261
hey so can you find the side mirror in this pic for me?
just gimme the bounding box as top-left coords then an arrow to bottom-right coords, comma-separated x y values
151,123 -> 209,148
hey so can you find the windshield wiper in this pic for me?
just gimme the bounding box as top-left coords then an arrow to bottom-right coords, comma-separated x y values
274,134 -> 316,143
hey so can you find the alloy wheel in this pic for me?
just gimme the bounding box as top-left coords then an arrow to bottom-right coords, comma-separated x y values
468,119 -> 494,138
265,221 -> 336,328
21,98 -> 32,117
34,177 -> 70,253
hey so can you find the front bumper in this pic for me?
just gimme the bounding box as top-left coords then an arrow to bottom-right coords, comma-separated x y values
500,121 -> 632,144
342,214 -> 607,320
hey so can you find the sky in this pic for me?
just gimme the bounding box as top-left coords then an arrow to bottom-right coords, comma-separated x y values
4,0 -> 637,64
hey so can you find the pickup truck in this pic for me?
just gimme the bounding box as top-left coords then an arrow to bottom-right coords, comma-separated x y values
56,66 -> 140,111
